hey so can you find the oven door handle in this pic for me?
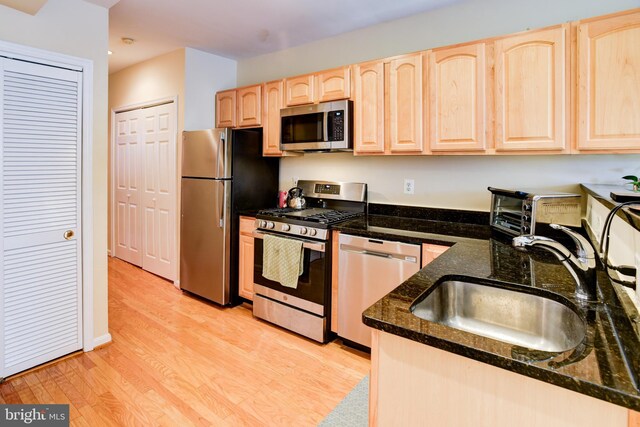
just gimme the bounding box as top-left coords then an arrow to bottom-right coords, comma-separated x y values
252,230 -> 326,253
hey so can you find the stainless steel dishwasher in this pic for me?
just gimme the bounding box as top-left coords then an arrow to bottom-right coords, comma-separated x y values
338,234 -> 421,348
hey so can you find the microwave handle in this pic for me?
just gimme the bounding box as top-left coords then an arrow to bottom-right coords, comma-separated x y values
323,111 -> 329,142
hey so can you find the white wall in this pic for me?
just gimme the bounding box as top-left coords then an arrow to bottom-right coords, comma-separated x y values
282,153 -> 640,211
0,0 -> 109,340
236,0 -> 640,212
184,47 -> 237,130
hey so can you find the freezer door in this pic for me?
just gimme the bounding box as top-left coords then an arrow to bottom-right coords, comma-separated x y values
182,129 -> 230,178
180,178 -> 231,304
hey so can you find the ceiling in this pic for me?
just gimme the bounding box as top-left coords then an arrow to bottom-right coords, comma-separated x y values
107,0 -> 460,74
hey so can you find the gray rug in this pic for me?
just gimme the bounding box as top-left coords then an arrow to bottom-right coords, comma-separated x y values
319,375 -> 369,426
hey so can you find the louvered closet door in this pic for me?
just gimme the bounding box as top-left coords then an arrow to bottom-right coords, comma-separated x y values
0,58 -> 82,378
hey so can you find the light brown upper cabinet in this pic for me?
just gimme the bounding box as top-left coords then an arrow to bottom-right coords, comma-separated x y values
388,53 -> 424,153
236,85 -> 262,128
263,80 -> 285,156
284,74 -> 316,106
577,10 -> 640,151
494,25 -> 570,152
316,66 -> 351,102
354,60 -> 385,154
429,43 -> 488,152
215,89 -> 236,128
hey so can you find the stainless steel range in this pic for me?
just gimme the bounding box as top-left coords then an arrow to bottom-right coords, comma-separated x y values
252,180 -> 367,343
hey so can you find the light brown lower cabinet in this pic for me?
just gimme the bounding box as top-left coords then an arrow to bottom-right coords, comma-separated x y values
421,243 -> 449,267
238,216 -> 256,301
370,329 -> 629,427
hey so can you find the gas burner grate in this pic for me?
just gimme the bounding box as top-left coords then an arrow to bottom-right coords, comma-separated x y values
258,207 -> 298,216
304,210 -> 362,224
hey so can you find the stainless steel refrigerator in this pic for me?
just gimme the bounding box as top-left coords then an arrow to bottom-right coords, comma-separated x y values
180,128 -> 279,304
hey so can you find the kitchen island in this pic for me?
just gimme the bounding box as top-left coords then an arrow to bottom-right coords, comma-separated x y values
334,209 -> 640,427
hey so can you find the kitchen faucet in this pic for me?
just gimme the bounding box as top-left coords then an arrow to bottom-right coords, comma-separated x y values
512,224 -> 597,301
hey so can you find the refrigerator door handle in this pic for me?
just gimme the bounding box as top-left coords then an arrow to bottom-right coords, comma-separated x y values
218,180 -> 225,228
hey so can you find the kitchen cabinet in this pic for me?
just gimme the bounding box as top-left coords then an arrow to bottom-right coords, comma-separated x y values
316,66 -> 351,102
237,85 -> 262,127
353,60 -> 385,154
421,243 -> 449,268
630,411 -> 640,427
577,10 -> 640,151
429,43 -> 488,152
370,329 -> 628,427
388,53 -> 424,153
238,216 -> 256,301
262,80 -> 284,156
494,25 -> 570,152
284,74 -> 315,106
215,89 -> 236,128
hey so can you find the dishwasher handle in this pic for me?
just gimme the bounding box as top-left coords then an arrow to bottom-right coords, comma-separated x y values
339,244 -> 418,263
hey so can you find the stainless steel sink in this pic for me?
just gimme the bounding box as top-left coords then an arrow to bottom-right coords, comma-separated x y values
411,279 -> 586,353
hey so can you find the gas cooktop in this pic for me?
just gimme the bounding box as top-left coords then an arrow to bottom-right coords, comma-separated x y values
257,207 -> 362,225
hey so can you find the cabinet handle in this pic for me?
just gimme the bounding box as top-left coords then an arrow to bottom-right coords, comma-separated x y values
63,230 -> 75,240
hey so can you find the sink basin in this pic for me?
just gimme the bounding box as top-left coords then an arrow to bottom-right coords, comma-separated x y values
411,279 -> 586,353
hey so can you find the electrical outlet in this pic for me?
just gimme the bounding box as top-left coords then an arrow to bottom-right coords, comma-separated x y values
404,179 -> 415,195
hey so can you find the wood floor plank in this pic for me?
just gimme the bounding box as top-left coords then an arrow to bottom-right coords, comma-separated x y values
1,257 -> 370,424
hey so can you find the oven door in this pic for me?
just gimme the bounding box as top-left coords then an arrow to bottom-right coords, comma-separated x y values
252,230 -> 328,312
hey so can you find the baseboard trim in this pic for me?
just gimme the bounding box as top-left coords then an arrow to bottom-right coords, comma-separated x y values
173,280 -> 180,289
92,333 -> 112,349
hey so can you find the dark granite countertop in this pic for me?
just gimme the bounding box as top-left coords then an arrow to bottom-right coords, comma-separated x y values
350,209 -> 640,411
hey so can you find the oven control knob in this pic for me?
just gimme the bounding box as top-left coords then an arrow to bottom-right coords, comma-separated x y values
259,220 -> 267,228
523,204 -> 532,211
522,225 -> 530,233
299,227 -> 308,235
266,221 -> 275,229
308,229 -> 317,237
282,224 -> 291,232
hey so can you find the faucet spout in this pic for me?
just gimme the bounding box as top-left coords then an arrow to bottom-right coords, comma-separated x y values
512,225 -> 597,302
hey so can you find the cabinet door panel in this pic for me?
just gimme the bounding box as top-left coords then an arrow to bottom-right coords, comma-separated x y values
216,90 -> 236,128
285,74 -> 315,106
578,12 -> 640,150
429,44 -> 487,151
389,54 -> 423,152
495,26 -> 568,152
263,80 -> 284,156
317,67 -> 351,102
354,61 -> 385,154
237,85 -> 261,127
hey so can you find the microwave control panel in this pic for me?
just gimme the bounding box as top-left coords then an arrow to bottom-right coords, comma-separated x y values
327,111 -> 344,141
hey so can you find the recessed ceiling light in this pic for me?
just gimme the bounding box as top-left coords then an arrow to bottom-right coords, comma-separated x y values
108,50 -> 113,55
121,37 -> 135,45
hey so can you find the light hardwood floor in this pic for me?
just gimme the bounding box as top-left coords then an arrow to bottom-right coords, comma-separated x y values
0,257 -> 371,426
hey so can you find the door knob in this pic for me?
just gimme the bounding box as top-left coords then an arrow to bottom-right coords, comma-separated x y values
63,230 -> 75,240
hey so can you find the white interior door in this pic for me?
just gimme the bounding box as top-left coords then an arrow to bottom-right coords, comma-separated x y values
0,58 -> 83,378
114,110 -> 142,266
140,103 -> 176,280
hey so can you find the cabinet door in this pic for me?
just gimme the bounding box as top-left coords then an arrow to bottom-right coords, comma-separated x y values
354,60 -> 385,154
495,26 -> 569,152
285,74 -> 315,106
316,66 -> 351,102
429,43 -> 487,152
237,85 -> 262,128
577,11 -> 640,151
389,54 -> 424,153
215,89 -> 236,128
238,217 -> 256,301
263,80 -> 284,156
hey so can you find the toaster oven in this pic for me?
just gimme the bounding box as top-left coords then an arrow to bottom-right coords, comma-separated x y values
488,187 -> 581,236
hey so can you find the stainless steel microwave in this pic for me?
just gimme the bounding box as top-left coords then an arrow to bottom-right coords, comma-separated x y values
488,187 -> 581,236
280,100 -> 352,152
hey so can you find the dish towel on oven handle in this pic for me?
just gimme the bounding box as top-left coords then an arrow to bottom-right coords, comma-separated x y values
262,233 -> 304,289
